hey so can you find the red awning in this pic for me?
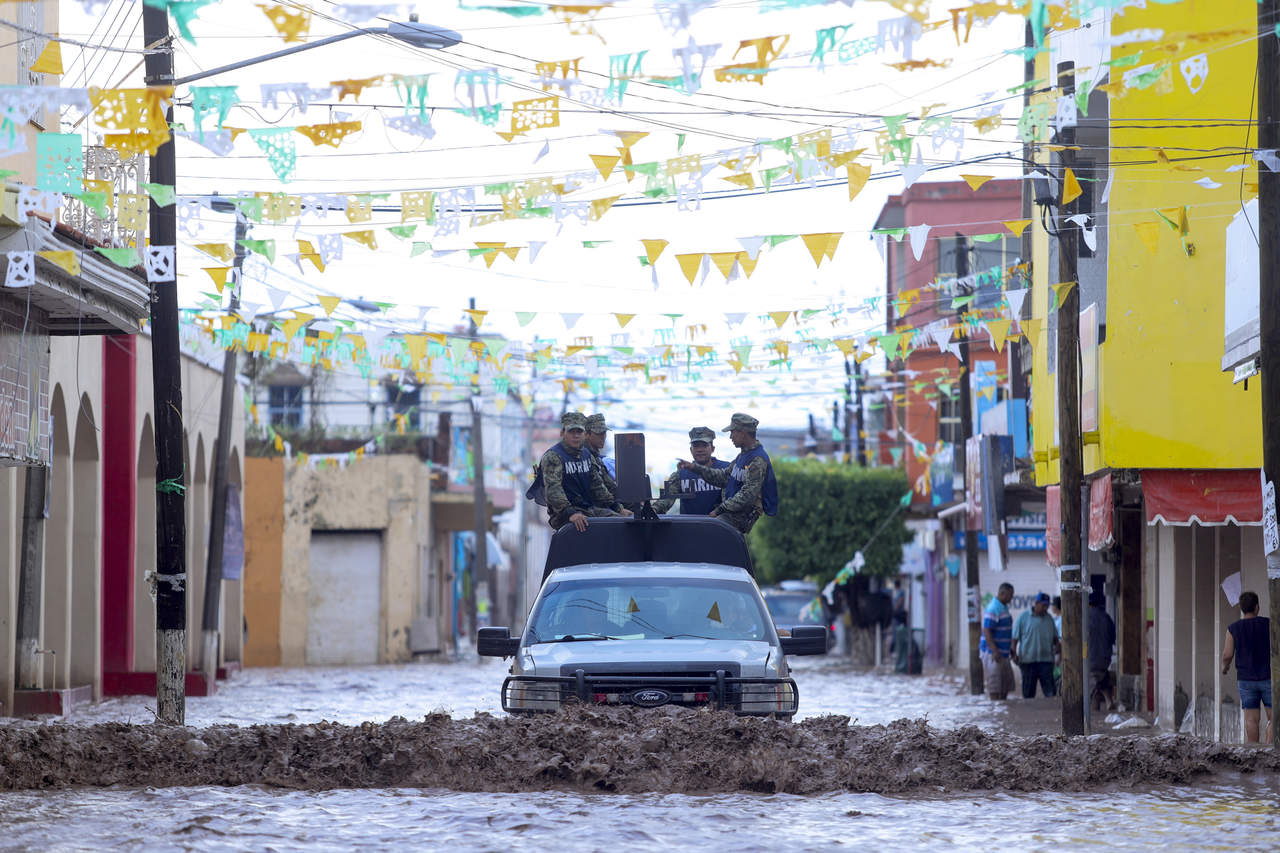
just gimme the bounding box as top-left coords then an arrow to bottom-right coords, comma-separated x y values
1141,469 -> 1262,526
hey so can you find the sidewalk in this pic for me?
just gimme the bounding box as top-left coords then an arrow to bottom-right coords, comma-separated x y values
884,664 -> 1160,737
997,696 -> 1158,737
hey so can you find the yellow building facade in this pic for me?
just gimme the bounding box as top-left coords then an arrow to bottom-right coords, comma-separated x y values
1032,1 -> 1261,482
1028,1 -> 1268,739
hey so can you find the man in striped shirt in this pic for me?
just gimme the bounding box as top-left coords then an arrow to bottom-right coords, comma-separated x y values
980,582 -> 1015,700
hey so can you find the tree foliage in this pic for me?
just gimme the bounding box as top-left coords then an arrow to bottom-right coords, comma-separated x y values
748,459 -> 913,586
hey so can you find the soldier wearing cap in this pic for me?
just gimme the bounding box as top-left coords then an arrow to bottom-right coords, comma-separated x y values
531,411 -> 623,531
654,426 -> 732,515
677,412 -> 778,534
584,413 -> 618,501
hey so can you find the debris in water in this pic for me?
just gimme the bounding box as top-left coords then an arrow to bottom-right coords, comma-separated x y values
0,708 -> 1274,794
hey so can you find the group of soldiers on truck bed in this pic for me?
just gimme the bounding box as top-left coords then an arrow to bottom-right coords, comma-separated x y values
528,411 -> 778,535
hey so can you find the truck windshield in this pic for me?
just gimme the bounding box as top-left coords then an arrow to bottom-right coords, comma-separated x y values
527,577 -> 771,643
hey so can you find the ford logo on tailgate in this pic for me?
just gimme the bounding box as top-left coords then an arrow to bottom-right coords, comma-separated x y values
630,689 -> 671,708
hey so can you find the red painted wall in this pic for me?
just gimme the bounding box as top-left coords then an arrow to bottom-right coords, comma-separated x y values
101,335 -> 136,673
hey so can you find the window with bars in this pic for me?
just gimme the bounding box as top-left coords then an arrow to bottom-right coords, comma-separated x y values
267,385 -> 304,428
937,394 -> 962,446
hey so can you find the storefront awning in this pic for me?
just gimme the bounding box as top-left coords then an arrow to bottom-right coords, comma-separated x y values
1141,469 -> 1262,526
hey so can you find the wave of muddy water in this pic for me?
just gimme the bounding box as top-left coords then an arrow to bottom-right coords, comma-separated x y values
3,659 -> 1279,849
3,707 -> 1279,795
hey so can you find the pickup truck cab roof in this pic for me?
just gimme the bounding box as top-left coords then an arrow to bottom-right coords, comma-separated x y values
544,562 -> 752,584
541,515 -> 754,583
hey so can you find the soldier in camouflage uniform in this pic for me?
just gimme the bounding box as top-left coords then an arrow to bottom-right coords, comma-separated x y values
676,413 -> 778,534
584,413 -> 618,502
537,412 -> 623,531
653,426 -> 731,515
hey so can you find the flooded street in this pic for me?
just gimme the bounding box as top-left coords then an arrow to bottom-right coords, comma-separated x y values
2,658 -> 1278,850
3,780 -> 1280,851
37,656 -> 1006,730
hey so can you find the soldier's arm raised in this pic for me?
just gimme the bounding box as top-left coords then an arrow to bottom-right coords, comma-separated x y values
683,460 -> 732,488
718,457 -> 765,513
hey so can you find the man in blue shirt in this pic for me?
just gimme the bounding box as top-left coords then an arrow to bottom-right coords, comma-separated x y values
1222,590 -> 1272,743
980,582 -> 1015,700
1011,592 -> 1060,698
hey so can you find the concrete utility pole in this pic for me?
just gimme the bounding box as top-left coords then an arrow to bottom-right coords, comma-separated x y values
512,403 -> 534,628
1257,0 -> 1280,747
468,297 -> 491,635
853,358 -> 866,466
955,234 -> 982,696
142,4 -> 187,724
1054,61 -> 1086,737
15,465 -> 47,689
201,211 -> 248,681
843,356 -> 854,463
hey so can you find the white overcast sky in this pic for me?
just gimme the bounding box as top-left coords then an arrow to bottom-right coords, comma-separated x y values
59,0 -> 1027,463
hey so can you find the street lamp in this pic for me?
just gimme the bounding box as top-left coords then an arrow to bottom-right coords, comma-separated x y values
140,7 -> 459,724
174,16 -> 461,86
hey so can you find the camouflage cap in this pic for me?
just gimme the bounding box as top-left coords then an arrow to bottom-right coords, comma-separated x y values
688,426 -> 715,444
721,412 -> 759,432
585,413 -> 608,434
561,411 -> 587,431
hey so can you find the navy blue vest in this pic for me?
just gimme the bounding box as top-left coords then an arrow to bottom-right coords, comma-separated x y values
726,444 -> 779,516
1229,617 -> 1272,681
676,458 -> 731,515
550,442 -> 594,510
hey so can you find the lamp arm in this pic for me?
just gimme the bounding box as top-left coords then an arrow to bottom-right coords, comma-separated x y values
172,27 -> 382,87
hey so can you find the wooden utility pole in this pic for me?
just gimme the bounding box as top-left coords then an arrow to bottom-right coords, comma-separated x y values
1257,0 -> 1280,747
955,234 -> 982,696
15,465 -> 47,689
142,3 -> 186,724
468,297 -> 491,635
201,211 -> 248,680
1054,60 -> 1086,736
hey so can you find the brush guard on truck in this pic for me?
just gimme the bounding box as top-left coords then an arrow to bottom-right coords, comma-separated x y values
501,669 -> 799,715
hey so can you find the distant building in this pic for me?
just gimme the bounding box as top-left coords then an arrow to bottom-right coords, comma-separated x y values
874,179 -> 1046,671
239,332 -> 553,662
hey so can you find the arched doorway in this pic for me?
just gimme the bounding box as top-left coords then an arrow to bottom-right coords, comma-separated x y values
42,386 -> 71,689
71,394 -> 101,696
223,446 -> 244,664
187,434 -> 207,665
134,416 -> 156,671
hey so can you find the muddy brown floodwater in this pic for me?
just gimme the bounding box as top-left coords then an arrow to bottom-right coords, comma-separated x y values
3,708 -> 1279,795
2,660 -> 1279,850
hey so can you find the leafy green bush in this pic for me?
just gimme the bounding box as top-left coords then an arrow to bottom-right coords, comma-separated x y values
748,459 -> 912,585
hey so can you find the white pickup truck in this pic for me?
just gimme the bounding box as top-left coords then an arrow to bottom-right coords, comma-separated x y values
478,515 -> 828,717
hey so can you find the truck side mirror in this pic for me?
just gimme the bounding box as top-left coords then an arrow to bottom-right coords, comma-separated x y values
780,625 -> 828,656
477,627 -> 520,657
